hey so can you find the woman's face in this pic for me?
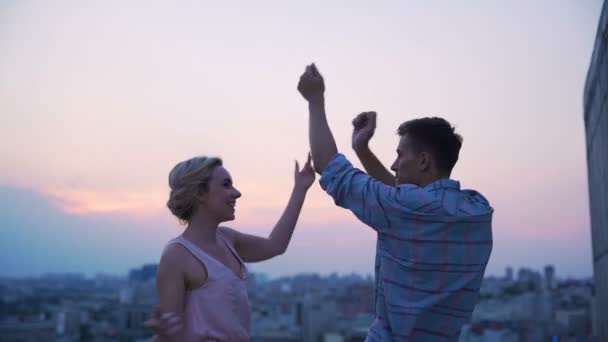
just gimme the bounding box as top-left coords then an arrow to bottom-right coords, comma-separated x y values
198,166 -> 242,222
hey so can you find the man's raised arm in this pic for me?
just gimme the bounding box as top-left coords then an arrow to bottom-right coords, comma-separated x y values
352,111 -> 395,186
297,64 -> 338,174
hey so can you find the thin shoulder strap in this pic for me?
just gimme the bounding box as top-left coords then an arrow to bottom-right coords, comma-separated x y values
217,230 -> 245,265
166,236 -> 215,268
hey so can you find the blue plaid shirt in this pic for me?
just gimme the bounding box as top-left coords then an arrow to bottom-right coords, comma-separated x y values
320,153 -> 493,341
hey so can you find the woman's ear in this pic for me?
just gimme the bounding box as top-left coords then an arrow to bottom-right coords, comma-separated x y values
195,184 -> 208,204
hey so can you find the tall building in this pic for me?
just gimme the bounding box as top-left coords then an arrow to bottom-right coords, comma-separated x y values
583,1 -> 608,340
128,264 -> 158,284
544,265 -> 556,290
505,267 -> 514,282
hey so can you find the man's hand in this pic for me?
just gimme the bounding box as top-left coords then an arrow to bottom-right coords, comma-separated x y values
297,63 -> 325,103
352,111 -> 377,152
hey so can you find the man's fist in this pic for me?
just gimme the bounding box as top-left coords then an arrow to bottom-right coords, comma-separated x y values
297,63 -> 325,103
352,111 -> 377,151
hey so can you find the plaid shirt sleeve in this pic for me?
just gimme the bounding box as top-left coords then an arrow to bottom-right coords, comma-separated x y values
319,153 -> 426,232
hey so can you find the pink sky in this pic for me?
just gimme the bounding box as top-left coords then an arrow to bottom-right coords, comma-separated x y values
0,0 -> 602,278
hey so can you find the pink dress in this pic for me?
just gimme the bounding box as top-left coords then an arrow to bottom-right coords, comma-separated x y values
166,232 -> 250,341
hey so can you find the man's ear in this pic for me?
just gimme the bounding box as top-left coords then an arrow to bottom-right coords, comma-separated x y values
418,152 -> 431,172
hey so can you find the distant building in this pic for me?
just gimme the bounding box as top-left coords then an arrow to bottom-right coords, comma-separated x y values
0,321 -> 55,341
535,291 -> 553,322
118,268 -> 158,341
505,267 -> 514,283
128,264 -> 158,284
516,268 -> 542,291
56,306 -> 81,338
583,0 -> 608,341
544,265 -> 556,290
297,295 -> 336,342
555,308 -> 591,337
479,276 -> 507,297
117,303 -> 155,341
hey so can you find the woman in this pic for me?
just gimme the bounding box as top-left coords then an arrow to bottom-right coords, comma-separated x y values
145,153 -> 315,341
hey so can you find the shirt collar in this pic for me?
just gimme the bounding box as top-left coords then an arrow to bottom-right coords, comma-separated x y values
426,178 -> 460,190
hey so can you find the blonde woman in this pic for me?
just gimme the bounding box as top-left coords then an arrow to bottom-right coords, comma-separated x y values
145,154 -> 315,341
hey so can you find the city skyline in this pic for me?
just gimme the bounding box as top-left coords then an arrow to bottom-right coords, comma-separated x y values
1,1 -> 604,279
0,262 -> 596,340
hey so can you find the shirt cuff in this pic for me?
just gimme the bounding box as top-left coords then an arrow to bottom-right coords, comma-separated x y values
319,152 -> 352,190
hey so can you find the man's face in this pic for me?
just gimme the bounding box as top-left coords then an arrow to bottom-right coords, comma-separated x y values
390,134 -> 422,186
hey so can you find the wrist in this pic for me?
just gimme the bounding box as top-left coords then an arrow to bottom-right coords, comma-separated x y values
293,184 -> 310,194
354,144 -> 371,155
307,95 -> 325,108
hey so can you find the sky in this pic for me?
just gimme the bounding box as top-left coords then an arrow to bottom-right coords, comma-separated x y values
0,0 -> 603,279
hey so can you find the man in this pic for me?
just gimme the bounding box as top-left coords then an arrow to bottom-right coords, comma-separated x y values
298,64 -> 493,341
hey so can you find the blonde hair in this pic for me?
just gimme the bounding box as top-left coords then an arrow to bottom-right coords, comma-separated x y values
167,156 -> 223,223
